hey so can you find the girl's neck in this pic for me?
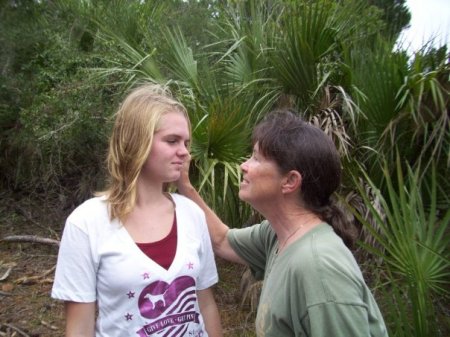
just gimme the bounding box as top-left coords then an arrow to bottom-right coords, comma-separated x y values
135,177 -> 166,207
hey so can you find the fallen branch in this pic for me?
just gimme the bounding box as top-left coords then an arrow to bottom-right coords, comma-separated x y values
40,320 -> 58,331
1,235 -> 60,247
14,205 -> 59,238
40,265 -> 56,277
0,290 -> 13,296
0,267 -> 12,281
15,275 -> 55,285
1,323 -> 31,337
15,266 -> 56,285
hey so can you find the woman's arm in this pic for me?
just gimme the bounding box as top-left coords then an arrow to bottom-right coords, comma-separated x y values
176,160 -> 245,264
65,301 -> 96,337
197,288 -> 223,337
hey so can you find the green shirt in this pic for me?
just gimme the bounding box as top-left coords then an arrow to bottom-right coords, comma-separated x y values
228,221 -> 388,337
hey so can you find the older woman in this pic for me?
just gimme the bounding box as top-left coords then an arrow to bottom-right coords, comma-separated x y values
178,109 -> 387,337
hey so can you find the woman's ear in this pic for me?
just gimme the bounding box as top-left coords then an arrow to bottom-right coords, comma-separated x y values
281,170 -> 302,194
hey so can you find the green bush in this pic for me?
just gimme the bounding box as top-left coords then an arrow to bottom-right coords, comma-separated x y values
0,1 -> 117,204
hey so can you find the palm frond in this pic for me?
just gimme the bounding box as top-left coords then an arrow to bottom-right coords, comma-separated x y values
346,155 -> 450,336
270,1 -> 340,108
162,28 -> 200,92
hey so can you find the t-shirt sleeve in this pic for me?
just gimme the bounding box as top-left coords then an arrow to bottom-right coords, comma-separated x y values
305,302 -> 372,337
51,217 -> 97,302
227,221 -> 276,280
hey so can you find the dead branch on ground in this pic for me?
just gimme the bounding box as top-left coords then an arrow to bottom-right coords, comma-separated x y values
0,323 -> 31,337
1,235 -> 60,247
40,320 -> 58,331
0,267 -> 12,281
15,266 -> 56,285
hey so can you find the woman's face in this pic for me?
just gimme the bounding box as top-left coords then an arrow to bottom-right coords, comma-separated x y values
141,111 -> 190,184
239,142 -> 285,208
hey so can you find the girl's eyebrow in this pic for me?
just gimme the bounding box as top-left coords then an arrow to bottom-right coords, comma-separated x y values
162,133 -> 185,138
162,134 -> 191,142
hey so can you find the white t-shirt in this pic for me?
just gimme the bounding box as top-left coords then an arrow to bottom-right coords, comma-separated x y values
52,193 -> 218,337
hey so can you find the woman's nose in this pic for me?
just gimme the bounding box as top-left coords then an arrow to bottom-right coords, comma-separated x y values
240,159 -> 249,172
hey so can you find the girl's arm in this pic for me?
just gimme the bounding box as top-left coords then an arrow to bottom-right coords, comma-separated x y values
197,288 -> 223,337
65,301 -> 96,337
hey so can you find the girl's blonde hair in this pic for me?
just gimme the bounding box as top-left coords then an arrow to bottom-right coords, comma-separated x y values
99,83 -> 190,221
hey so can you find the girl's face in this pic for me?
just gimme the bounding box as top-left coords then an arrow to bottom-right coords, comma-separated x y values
141,111 -> 190,184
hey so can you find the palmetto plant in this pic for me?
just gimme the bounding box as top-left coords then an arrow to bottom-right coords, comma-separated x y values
344,41 -> 409,181
345,40 -> 449,210
188,92 -> 256,225
270,1 -> 340,109
349,156 -> 450,337
400,49 -> 450,210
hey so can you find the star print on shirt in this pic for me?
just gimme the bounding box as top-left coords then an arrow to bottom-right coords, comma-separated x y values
127,291 -> 135,299
142,272 -> 150,279
125,313 -> 133,321
187,262 -> 194,269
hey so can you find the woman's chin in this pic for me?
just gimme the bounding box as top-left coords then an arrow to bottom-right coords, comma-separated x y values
238,189 -> 248,202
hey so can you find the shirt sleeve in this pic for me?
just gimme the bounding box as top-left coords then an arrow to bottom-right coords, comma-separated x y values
227,221 -> 277,280
51,217 -> 97,302
306,302 -> 372,337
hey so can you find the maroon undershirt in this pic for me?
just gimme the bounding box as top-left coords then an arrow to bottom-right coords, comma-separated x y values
136,214 -> 177,270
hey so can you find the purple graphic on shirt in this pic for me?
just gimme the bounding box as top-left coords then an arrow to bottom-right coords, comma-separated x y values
136,276 -> 202,336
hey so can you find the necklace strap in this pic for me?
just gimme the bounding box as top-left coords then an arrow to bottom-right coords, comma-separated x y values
279,224 -> 304,251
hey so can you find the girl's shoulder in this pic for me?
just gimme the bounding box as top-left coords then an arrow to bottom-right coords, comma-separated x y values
65,196 -> 115,233
69,196 -> 109,218
170,193 -> 204,216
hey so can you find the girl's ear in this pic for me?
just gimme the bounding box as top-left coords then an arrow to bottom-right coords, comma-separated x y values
281,170 -> 302,194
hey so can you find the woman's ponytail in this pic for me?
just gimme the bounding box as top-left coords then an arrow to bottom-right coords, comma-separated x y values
317,198 -> 357,249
